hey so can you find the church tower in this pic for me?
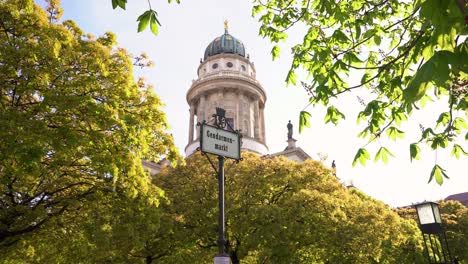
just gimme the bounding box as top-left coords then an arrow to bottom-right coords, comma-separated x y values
185,23 -> 268,156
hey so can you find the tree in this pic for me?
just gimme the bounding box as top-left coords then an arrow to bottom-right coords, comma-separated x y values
396,200 -> 468,262
0,0 -> 179,246
252,0 -> 467,184
441,201 -> 468,262
7,152 -> 456,263
0,186 -> 190,264
155,153 -> 426,263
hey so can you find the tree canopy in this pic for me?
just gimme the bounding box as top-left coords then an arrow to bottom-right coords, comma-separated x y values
251,0 -> 468,184
154,153 -> 426,263
0,0 -> 179,246
2,152 -> 431,263
396,200 -> 468,262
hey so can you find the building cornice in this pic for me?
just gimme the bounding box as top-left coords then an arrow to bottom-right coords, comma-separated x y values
187,73 -> 267,106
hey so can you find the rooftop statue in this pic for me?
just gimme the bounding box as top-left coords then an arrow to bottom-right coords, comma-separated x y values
287,120 -> 293,139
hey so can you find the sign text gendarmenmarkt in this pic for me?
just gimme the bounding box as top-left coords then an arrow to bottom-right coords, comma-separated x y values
200,123 -> 240,160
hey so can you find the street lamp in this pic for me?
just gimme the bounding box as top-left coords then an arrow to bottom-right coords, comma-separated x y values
415,202 -> 453,264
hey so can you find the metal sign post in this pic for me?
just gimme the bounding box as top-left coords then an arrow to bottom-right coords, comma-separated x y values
199,108 -> 241,264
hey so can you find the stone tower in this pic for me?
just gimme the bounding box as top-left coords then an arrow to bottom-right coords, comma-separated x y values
185,25 -> 268,156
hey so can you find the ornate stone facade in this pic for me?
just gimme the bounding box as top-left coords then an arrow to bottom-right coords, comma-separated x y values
185,31 -> 268,156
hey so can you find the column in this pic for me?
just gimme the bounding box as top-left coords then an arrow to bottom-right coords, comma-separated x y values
235,92 -> 240,131
188,102 -> 195,143
253,99 -> 260,140
199,95 -> 206,122
260,105 -> 265,143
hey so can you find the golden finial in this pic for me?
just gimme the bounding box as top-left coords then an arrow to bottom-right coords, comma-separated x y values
224,19 -> 229,33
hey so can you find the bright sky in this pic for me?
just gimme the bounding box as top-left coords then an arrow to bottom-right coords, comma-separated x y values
40,0 -> 466,207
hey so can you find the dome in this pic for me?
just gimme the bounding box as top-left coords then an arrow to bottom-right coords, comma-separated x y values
204,29 -> 246,60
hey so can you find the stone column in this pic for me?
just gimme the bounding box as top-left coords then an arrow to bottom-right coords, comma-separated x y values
235,91 -> 240,131
188,102 -> 195,143
199,95 -> 206,122
253,99 -> 260,140
238,93 -> 247,136
260,105 -> 265,143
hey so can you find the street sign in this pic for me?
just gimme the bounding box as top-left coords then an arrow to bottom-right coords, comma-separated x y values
214,255 -> 230,264
200,123 -> 241,160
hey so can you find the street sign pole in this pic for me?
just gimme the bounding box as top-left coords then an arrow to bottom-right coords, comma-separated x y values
217,155 -> 225,255
199,107 -> 241,264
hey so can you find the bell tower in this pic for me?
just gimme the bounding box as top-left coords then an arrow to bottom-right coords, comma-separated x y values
185,25 -> 268,156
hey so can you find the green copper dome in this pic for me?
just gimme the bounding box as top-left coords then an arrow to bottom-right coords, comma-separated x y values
204,29 -> 246,60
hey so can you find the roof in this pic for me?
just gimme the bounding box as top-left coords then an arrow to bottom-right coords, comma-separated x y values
204,29 -> 246,60
445,192 -> 468,206
268,146 -> 312,162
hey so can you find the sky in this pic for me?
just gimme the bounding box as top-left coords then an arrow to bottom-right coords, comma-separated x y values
40,0 -> 467,207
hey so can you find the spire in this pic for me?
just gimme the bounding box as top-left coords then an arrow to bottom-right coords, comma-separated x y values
224,19 -> 229,33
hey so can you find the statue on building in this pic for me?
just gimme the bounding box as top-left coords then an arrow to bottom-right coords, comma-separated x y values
287,120 -> 293,139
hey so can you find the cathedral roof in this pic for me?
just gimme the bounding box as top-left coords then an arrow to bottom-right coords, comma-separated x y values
203,28 -> 246,60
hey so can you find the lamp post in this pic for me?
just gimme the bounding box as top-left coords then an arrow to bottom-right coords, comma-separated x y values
415,202 -> 453,264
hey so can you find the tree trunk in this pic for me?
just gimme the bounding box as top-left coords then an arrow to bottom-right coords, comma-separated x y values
145,256 -> 153,264
230,252 -> 240,264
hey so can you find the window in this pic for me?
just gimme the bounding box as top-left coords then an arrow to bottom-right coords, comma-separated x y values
241,65 -> 246,71
212,63 -> 218,69
227,62 -> 233,68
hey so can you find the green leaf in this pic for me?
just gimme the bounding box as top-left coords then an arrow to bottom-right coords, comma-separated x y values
451,144 -> 467,159
354,22 -> 361,40
422,44 -> 435,60
374,147 -> 394,164
112,0 -> 126,10
344,52 -> 363,67
430,135 -> 448,149
373,34 -> 382,45
271,45 -> 280,60
352,148 -> 370,167
410,143 -> 421,162
137,11 -> 152,33
286,69 -> 297,86
429,164 -> 449,185
252,5 -> 265,16
332,30 -> 349,43
324,106 -> 345,125
403,51 -> 451,105
150,18 -> 158,35
362,28 -> 377,40
299,111 -> 311,133
386,127 -> 404,141
453,117 -> 468,132
422,128 -> 434,139
436,112 -> 450,128
149,11 -> 161,35
357,111 -> 367,125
